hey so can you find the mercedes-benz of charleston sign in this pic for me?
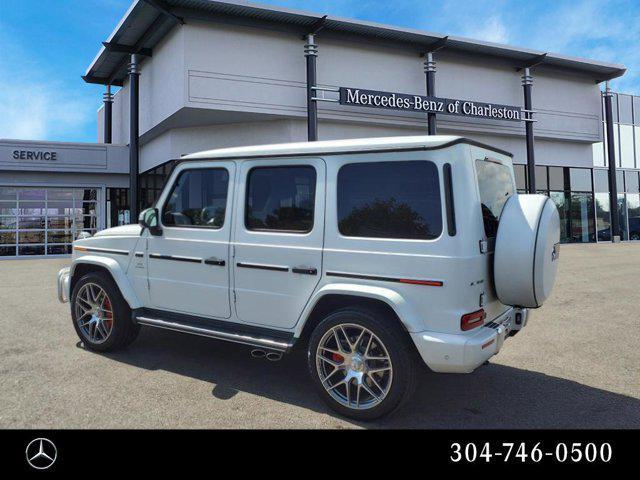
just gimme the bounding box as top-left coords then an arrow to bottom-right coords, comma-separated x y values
339,87 -> 522,122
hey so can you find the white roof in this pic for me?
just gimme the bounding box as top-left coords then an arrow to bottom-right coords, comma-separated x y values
181,135 -> 509,160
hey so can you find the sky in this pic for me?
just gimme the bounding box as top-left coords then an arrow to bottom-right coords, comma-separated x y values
0,0 -> 639,143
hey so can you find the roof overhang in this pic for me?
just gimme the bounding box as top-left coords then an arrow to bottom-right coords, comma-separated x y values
84,0 -> 627,86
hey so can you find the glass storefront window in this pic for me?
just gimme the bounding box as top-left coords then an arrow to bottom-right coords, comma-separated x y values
569,193 -> 595,242
535,166 -> 548,190
549,167 -> 566,191
592,140 -> 605,167
618,194 -> 628,241
618,94 -> 634,124
603,126 -> 620,167
627,194 -> 640,240
626,171 -> 640,193
570,168 -> 592,192
513,164 -> 527,192
551,192 -> 570,243
595,193 -> 611,241
139,160 -> 177,212
594,169 -> 609,193
619,124 -> 635,168
551,190 -> 595,243
617,171 -> 625,193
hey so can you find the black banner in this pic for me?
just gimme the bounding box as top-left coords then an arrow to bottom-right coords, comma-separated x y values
339,86 -> 523,121
1,429 -> 634,474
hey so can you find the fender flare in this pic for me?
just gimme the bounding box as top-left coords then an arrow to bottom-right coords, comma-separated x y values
70,255 -> 142,309
294,282 -> 423,337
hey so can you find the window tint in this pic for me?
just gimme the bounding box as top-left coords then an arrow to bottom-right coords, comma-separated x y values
337,161 -> 442,240
476,159 -> 515,238
162,168 -> 229,228
245,166 -> 316,232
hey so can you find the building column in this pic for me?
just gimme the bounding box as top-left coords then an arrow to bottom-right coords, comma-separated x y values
128,54 -> 140,221
522,68 -> 536,193
103,85 -> 114,144
424,52 -> 437,135
603,82 -> 620,242
305,34 -> 318,141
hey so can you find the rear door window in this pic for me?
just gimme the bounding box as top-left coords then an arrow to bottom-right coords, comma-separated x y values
337,160 -> 442,240
476,159 -> 515,238
245,166 -> 316,233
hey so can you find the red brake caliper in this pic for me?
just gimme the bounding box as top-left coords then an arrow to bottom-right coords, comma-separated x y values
103,297 -> 113,328
332,352 -> 344,363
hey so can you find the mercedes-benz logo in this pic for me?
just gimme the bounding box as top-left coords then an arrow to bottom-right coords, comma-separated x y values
25,438 -> 57,470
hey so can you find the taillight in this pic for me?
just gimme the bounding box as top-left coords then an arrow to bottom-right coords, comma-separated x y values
461,309 -> 486,331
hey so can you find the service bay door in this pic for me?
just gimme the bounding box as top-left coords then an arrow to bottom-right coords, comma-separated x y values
233,158 -> 325,329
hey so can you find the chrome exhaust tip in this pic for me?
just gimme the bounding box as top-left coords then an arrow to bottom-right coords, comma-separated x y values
266,352 -> 283,362
251,349 -> 266,359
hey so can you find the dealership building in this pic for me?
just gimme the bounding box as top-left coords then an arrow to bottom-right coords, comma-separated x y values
1,0 -> 638,258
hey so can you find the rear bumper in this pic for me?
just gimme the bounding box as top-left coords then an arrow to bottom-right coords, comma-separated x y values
410,307 -> 528,373
57,267 -> 71,303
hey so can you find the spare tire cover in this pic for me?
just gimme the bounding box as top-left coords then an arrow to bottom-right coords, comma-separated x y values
494,194 -> 560,308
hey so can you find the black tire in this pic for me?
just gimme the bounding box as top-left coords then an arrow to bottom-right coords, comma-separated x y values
71,271 -> 140,352
307,306 -> 415,421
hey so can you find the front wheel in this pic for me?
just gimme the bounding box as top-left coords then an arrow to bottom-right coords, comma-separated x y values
71,271 -> 139,352
307,307 -> 415,421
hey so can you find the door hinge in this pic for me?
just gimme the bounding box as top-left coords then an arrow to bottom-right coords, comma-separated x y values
233,290 -> 237,303
479,240 -> 488,254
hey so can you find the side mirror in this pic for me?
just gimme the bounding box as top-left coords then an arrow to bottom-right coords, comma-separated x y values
139,207 -> 162,236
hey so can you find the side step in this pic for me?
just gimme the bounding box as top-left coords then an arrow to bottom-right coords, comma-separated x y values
134,309 -> 295,352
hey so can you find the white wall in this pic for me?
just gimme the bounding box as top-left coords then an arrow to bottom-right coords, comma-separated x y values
108,19 -> 604,172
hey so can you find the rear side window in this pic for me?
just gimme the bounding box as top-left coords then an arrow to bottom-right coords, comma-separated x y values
337,160 -> 442,240
162,168 -> 229,228
245,166 -> 316,232
475,159 -> 515,238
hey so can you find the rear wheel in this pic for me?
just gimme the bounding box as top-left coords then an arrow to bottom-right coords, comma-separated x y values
307,307 -> 415,420
71,271 -> 139,352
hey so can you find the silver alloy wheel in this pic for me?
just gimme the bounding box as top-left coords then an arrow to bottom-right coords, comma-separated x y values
75,283 -> 114,345
316,323 -> 393,410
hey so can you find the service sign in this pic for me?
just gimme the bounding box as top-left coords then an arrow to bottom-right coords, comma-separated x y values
339,87 -> 523,122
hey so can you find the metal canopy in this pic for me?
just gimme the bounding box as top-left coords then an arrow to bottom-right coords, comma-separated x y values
84,0 -> 626,86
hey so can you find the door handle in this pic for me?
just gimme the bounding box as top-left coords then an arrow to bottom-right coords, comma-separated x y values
292,267 -> 318,275
204,257 -> 226,266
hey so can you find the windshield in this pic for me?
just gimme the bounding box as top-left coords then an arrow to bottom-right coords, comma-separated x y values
476,159 -> 515,238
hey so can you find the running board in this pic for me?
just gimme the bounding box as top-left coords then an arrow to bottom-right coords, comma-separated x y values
135,313 -> 294,352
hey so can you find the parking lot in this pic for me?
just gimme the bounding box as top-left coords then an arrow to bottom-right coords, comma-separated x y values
0,243 -> 638,429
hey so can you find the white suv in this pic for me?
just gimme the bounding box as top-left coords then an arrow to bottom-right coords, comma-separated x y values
57,136 -> 560,420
